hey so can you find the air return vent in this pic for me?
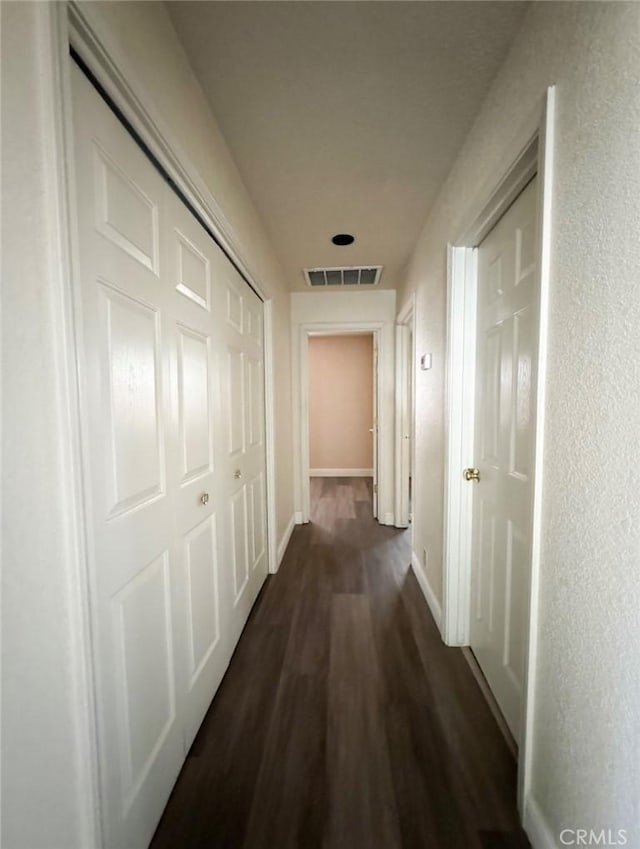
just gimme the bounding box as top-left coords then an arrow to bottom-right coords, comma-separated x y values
304,266 -> 382,287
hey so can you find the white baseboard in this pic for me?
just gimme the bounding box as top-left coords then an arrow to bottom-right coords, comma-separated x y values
294,511 -> 304,525
523,795 -> 558,849
382,512 -> 395,526
411,551 -> 442,629
309,468 -> 373,477
276,514 -> 296,568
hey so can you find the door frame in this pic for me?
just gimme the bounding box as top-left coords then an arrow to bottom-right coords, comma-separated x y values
395,295 -> 416,533
298,322 -> 383,524
442,87 -> 556,813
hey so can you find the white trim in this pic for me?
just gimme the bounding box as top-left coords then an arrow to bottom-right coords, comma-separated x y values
44,4 -> 103,844
67,2 -> 267,301
396,295 -> 416,326
309,468 -> 373,477
394,294 -> 416,532
298,321 -> 384,524
294,511 -> 304,525
263,300 -> 278,574
519,85 -> 556,814
276,515 -> 296,567
382,512 -> 395,527
441,87 -> 556,818
411,551 -> 442,628
523,795 -> 559,849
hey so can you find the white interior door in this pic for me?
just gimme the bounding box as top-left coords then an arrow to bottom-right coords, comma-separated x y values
221,269 -> 268,642
71,63 -> 268,848
71,66 -> 185,849
163,188 -> 231,751
469,177 -> 539,745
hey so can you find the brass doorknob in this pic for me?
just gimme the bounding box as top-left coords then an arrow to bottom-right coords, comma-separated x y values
463,468 -> 480,482
200,492 -> 210,505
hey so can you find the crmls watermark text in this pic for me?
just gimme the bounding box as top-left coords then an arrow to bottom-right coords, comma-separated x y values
559,829 -> 628,846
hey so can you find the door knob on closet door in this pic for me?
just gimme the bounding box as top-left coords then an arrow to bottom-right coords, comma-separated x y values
234,469 -> 242,479
200,492 -> 210,505
463,468 -> 480,482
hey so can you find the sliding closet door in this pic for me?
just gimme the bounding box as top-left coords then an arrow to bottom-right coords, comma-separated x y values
71,65 -> 184,849
71,62 -> 269,848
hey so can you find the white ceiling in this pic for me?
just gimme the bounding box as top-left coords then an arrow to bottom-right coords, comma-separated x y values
168,1 -> 528,291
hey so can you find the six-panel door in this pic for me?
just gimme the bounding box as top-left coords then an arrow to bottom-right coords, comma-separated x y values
469,178 -> 539,745
71,64 -> 268,849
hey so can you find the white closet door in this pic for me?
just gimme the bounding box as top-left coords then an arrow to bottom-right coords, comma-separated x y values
162,189 -> 230,750
71,63 -> 270,848
469,177 -> 539,744
219,269 -> 268,642
71,66 -> 184,849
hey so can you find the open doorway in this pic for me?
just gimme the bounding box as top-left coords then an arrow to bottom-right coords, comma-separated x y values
307,332 -> 378,520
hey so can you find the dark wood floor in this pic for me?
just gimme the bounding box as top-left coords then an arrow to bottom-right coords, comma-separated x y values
151,477 -> 530,849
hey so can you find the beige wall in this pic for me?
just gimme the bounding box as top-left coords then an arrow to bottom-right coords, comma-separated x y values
398,2 -> 640,843
309,335 -> 373,472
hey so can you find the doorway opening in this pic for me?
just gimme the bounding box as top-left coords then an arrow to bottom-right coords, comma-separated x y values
307,332 -> 378,522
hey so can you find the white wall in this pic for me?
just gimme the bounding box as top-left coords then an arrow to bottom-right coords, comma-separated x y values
1,5 -> 99,847
291,290 -> 396,523
398,2 -> 640,845
1,2 -> 295,846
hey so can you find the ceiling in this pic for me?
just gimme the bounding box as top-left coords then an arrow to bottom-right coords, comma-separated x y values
167,1 -> 528,291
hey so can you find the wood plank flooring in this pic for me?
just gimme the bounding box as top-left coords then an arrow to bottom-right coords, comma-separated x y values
150,477 -> 530,849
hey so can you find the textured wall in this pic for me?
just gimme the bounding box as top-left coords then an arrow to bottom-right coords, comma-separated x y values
86,1 -> 295,544
398,1 -> 640,843
309,335 -> 374,471
2,5 -> 98,847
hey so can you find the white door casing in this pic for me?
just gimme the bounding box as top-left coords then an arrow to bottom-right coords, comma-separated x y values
71,64 -> 268,848
395,323 -> 411,528
469,178 -> 539,744
372,335 -> 379,518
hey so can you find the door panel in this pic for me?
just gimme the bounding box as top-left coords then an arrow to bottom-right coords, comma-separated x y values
72,62 -> 269,848
183,514 -> 220,686
227,348 -> 246,456
72,66 -> 184,849
469,178 -> 539,745
176,325 -> 213,484
221,272 -> 268,632
113,551 -> 176,810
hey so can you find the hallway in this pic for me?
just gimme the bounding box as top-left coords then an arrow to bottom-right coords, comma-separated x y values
151,478 -> 529,849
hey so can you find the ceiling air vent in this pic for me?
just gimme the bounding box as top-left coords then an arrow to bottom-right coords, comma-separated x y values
304,266 -> 382,287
